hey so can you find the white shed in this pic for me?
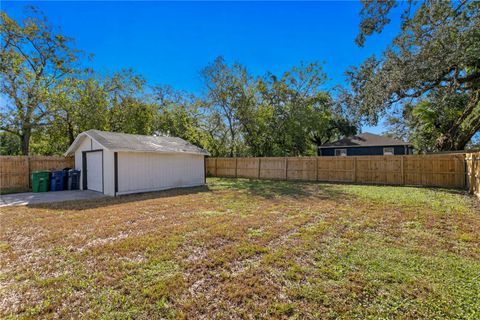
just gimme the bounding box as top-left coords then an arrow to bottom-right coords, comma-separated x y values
65,130 -> 209,196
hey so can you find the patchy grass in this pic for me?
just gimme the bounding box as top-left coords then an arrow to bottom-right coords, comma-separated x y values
1,178 -> 479,319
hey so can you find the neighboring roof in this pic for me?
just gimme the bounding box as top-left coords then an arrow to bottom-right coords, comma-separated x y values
65,130 -> 209,156
319,132 -> 412,149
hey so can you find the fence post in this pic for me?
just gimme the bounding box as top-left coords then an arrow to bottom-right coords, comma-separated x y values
257,158 -> 261,179
401,156 -> 405,185
470,155 -> 475,194
214,158 -> 217,177
315,157 -> 319,181
475,155 -> 479,195
235,157 -> 238,178
26,156 -> 31,189
353,157 -> 357,183
285,157 -> 288,180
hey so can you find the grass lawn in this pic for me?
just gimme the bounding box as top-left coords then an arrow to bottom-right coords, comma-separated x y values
1,178 -> 479,319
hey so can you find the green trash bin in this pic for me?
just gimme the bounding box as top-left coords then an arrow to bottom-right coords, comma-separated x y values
32,171 -> 51,192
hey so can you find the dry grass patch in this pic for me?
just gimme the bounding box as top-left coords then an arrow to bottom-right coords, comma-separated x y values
1,178 -> 479,319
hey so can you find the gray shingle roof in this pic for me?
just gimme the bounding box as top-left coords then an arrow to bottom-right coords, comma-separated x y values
66,130 -> 209,156
319,132 -> 411,148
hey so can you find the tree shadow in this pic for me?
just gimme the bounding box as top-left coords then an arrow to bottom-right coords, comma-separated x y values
26,178 -> 475,212
208,177 -> 475,206
27,185 -> 212,211
209,178 -> 348,200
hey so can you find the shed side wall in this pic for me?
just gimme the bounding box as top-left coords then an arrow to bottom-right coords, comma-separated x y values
117,152 -> 205,195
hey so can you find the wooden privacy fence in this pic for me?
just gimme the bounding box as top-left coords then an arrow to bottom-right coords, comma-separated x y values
207,154 -> 469,189
466,152 -> 480,199
0,156 -> 74,191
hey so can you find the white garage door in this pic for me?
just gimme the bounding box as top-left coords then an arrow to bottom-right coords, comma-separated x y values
86,151 -> 103,192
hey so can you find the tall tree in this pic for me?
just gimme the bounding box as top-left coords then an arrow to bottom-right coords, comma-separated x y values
49,77 -> 109,146
153,85 -> 207,147
201,57 -> 253,157
345,0 -> 480,150
0,8 -> 83,154
259,62 -> 343,156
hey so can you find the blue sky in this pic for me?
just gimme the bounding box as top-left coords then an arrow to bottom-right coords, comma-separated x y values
3,1 -> 402,133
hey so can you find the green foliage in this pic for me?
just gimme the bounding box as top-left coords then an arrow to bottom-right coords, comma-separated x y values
0,7 -> 84,154
345,0 -> 480,151
202,58 -> 356,157
0,132 -> 21,155
1,8 -> 357,157
388,91 -> 479,152
153,85 -> 208,148
109,97 -> 156,135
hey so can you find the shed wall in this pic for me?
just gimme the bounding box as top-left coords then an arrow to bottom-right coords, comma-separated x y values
117,152 -> 205,195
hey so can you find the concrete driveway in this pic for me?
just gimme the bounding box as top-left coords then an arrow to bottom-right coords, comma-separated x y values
0,190 -> 106,207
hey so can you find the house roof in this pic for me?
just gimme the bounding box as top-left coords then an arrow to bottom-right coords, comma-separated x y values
319,132 -> 412,149
65,130 -> 209,156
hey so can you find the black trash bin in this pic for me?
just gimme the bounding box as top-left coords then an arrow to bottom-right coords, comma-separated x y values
62,168 -> 71,190
68,169 -> 81,190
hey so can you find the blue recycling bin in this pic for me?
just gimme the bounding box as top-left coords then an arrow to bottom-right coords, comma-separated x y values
68,170 -> 81,190
50,170 -> 65,191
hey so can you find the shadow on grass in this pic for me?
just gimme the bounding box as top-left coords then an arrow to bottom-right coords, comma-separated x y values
26,178 -> 475,212
208,177 -> 476,207
208,178 -> 348,200
27,185 -> 212,211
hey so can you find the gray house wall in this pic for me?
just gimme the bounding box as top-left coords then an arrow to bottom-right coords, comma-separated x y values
319,145 -> 412,156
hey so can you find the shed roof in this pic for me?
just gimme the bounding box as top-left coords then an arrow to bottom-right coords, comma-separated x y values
319,132 -> 411,149
65,130 -> 209,156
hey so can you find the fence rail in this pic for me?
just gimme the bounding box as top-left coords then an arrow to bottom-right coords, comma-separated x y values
207,154 -> 469,190
0,156 -> 74,192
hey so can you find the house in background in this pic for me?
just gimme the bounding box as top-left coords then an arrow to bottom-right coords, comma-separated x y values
319,132 -> 413,156
65,130 -> 209,196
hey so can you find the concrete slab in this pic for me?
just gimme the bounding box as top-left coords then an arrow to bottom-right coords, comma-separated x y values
0,190 -> 106,207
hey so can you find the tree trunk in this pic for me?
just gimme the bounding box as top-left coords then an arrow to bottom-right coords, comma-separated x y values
67,121 -> 75,145
20,129 -> 31,155
228,121 -> 235,157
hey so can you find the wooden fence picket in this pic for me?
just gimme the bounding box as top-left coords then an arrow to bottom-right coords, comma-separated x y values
1,156 -> 74,192
206,153 -> 477,192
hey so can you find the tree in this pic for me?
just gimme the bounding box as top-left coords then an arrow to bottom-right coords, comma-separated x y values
153,85 -> 207,146
201,58 -> 351,157
0,8 -> 83,154
259,62 -> 346,156
346,0 -> 480,151
49,77 -> 109,145
387,90 -> 479,152
311,115 -> 357,154
201,57 -> 254,157
0,131 -> 21,155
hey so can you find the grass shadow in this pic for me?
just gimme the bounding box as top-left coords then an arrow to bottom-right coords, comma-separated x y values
25,178 -> 476,214
208,177 -> 348,200
207,178 -> 478,213
27,185 -> 212,211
